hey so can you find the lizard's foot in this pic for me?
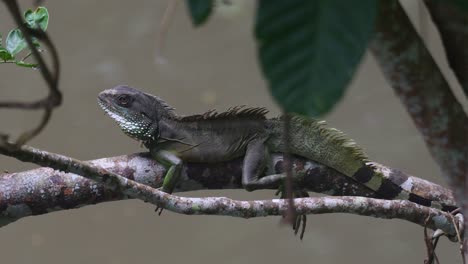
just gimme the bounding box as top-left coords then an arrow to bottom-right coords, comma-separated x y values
276,184 -> 309,240
155,206 -> 164,215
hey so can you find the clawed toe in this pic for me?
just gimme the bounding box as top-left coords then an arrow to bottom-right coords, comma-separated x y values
276,183 -> 309,240
155,206 -> 164,215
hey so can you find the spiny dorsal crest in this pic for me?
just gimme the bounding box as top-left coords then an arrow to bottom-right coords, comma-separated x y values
147,94 -> 176,116
290,115 -> 369,162
178,106 -> 268,121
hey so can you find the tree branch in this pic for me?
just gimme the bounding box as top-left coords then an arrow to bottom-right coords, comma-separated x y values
424,0 -> 468,98
369,0 -> 468,210
0,144 -> 459,237
0,151 -> 376,225
1,0 -> 61,145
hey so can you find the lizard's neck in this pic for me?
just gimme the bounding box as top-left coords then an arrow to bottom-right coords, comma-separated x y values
147,94 -> 178,120
143,117 -> 187,149
156,117 -> 183,137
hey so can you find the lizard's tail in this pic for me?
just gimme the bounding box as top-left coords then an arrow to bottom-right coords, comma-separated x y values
266,115 -> 457,211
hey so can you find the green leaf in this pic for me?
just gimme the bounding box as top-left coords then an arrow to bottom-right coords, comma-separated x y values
24,7 -> 49,31
448,0 -> 468,11
255,0 -> 377,117
6,29 -> 27,56
0,48 -> 13,61
186,0 -> 214,26
15,61 -> 37,68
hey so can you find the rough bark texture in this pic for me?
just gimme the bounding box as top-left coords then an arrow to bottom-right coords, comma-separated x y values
370,0 -> 468,255
0,149 -> 458,236
424,0 -> 468,97
0,152 -> 374,225
370,0 -> 467,217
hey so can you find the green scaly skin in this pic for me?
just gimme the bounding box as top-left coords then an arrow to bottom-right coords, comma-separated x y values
98,85 -> 457,214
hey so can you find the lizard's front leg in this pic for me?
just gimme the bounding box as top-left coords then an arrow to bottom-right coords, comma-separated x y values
151,149 -> 183,194
151,149 -> 183,214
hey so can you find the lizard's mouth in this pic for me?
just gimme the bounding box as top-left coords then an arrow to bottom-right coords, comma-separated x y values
98,97 -> 120,121
98,97 -> 131,128
97,96 -> 153,141
97,95 -> 112,112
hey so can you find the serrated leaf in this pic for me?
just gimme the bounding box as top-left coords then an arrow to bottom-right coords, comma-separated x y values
186,0 -> 214,26
24,7 -> 49,31
0,48 -> 13,61
15,61 -> 37,68
255,0 -> 377,117
6,29 -> 27,56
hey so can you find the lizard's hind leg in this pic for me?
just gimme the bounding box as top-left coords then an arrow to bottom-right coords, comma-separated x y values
243,140 -> 309,239
242,138 -> 284,191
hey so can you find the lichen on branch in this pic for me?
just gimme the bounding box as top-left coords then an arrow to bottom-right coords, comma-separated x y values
0,144 -> 460,237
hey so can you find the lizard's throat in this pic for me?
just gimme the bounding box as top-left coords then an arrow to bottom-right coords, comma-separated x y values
99,101 -> 154,141
118,119 -> 153,141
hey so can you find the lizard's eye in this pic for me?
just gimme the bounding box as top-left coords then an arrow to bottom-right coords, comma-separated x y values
117,95 -> 131,107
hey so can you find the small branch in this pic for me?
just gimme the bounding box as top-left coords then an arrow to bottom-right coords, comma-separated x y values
1,0 -> 61,144
424,0 -> 468,98
0,99 -> 48,109
1,154 -> 459,236
369,0 -> 468,211
163,196 -> 460,238
155,0 -> 178,64
282,113 -> 296,225
0,143 -> 172,210
424,217 -> 441,264
0,143 -> 459,237
0,151 -> 377,225
3,0 -> 60,95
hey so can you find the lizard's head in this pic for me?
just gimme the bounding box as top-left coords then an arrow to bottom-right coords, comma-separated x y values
98,85 -> 160,141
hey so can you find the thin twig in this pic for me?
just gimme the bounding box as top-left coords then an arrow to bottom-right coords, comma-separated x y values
16,108 -> 52,145
449,213 -> 466,264
424,216 -> 440,264
155,0 -> 178,64
1,0 -> 61,145
282,113 -> 297,226
21,51 -> 33,61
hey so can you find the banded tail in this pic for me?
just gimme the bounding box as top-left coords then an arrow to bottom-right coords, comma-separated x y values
267,115 -> 457,211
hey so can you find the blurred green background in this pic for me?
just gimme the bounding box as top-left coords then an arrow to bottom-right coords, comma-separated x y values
0,1 -> 466,263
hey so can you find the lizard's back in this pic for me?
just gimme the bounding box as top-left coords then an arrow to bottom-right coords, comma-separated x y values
155,108 -> 269,163
265,116 -> 368,178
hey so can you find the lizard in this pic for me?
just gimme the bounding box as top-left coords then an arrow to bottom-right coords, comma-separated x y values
97,85 -> 458,213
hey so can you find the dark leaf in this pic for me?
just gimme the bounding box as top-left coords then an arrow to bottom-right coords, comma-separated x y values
448,0 -> 468,10
186,0 -> 214,26
255,0 -> 377,116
